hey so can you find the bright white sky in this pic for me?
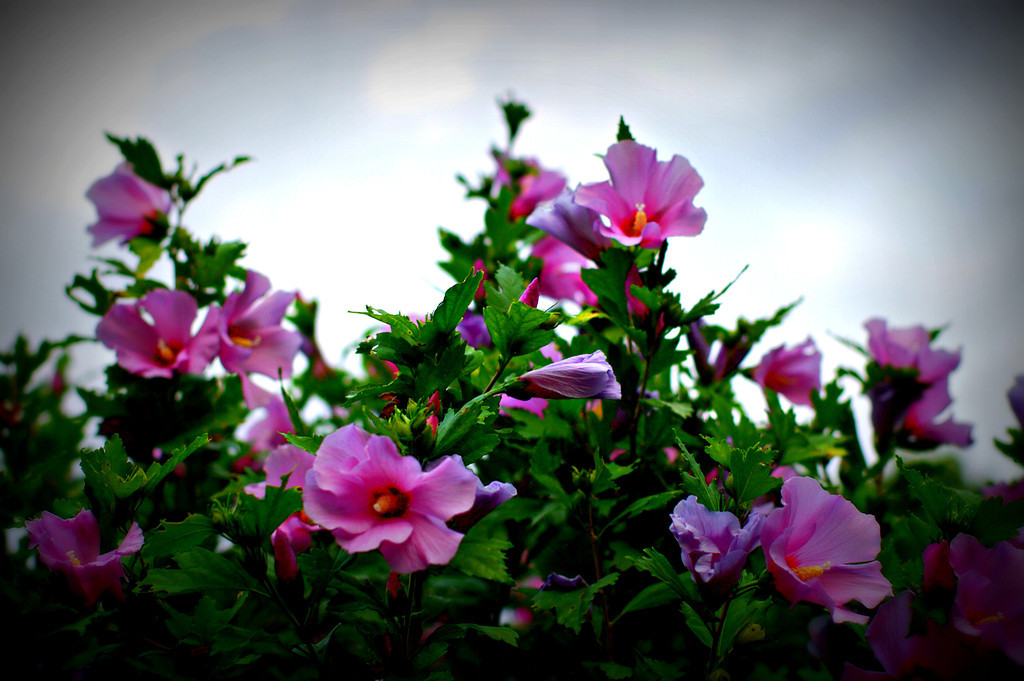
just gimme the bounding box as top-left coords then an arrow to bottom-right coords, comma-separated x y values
2,0 -> 1022,484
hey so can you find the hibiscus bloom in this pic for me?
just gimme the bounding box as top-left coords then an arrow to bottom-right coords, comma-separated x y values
574,141 -> 707,249
494,153 -> 567,220
761,476 -> 892,624
302,425 -> 479,573
86,162 -> 171,247
96,288 -> 220,379
751,338 -> 822,406
25,509 -> 144,606
526,188 -> 613,261
669,496 -> 763,595
530,236 -> 599,307
218,270 -> 302,381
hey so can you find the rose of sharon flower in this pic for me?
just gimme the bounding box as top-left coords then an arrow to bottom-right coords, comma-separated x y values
218,270 -> 302,381
96,288 -> 220,379
511,351 -> 621,400
574,141 -> 707,249
1008,376 -> 1024,428
761,476 -> 892,624
751,338 -> 823,406
669,496 -> 763,595
86,162 -> 172,247
948,533 -> 1024,664
302,425 -> 479,573
494,153 -> 567,220
530,236 -> 599,307
26,509 -> 144,606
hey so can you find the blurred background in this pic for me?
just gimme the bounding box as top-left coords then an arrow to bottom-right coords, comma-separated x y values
1,0 -> 1021,483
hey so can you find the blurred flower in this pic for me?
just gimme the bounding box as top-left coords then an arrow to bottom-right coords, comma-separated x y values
243,392 -> 295,454
751,338 -> 822,406
841,591 -> 973,681
539,573 -> 588,591
218,270 -> 302,382
574,141 -> 706,249
761,476 -> 892,624
513,351 -> 621,400
686,319 -> 752,385
499,394 -> 549,418
457,312 -> 491,348
922,540 -> 955,593
302,424 -> 478,573
494,153 -> 567,220
901,382 -> 973,447
86,162 -> 171,247
96,288 -> 220,379
527,189 -> 613,261
26,509 -> 144,606
669,496 -> 763,595
1007,376 -> 1024,428
948,533 -> 1024,664
530,236 -> 599,307
244,444 -> 313,499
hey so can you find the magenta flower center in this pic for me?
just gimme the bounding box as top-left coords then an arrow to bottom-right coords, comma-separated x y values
622,203 -> 648,237
371,485 -> 410,518
154,339 -> 183,366
786,554 -> 831,581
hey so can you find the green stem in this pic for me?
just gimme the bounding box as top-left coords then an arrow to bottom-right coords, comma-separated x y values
706,596 -> 733,680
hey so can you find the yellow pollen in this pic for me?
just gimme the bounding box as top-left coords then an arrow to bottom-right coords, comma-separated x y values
155,339 -> 178,365
787,555 -> 830,581
976,612 -> 1005,626
66,550 -> 82,567
372,485 -> 409,518
630,203 -> 648,236
229,332 -> 260,348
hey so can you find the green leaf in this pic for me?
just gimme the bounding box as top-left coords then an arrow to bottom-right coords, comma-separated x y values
532,573 -> 619,635
970,497 -> 1024,545
282,432 -> 324,455
500,95 -> 531,143
449,534 -> 514,584
677,443 -> 722,512
128,237 -> 163,276
633,547 -> 693,601
616,116 -> 635,142
142,548 -> 264,596
65,269 -> 114,315
613,582 -> 677,624
485,301 -> 556,360
729,445 -> 780,506
142,514 -> 216,560
679,600 -> 712,647
485,263 -> 528,313
897,458 -> 977,535
581,249 -> 635,328
105,133 -> 165,187
433,270 -> 484,333
456,623 -> 519,647
144,433 -> 208,493
80,435 -> 146,509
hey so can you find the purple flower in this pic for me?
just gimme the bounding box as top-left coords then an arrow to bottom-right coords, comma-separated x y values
948,534 -> 1024,664
1008,376 -> 1024,429
86,162 -> 171,247
686,319 -> 753,385
25,509 -> 144,606
447,476 -> 518,533
457,312 -> 491,349
574,141 -> 707,249
539,573 -> 588,591
526,189 -> 614,261
96,289 -> 220,379
841,591 -> 974,681
512,351 -> 621,400
865,319 -> 961,383
218,270 -> 302,380
302,425 -> 479,573
499,393 -> 549,418
751,338 -> 823,406
761,476 -> 892,624
901,382 -> 973,447
530,236 -> 599,307
669,496 -> 763,595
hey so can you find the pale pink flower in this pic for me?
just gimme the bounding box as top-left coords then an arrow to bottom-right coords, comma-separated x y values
302,425 -> 479,573
96,289 -> 220,379
574,141 -> 707,249
751,338 -> 823,406
218,270 -> 302,380
530,236 -> 599,307
86,162 -> 171,247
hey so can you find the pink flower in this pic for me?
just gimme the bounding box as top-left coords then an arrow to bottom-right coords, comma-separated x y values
751,338 -> 823,406
96,289 -> 220,378
530,236 -> 599,307
513,351 -> 621,400
25,509 -> 144,606
948,534 -> 1024,664
901,382 -> 973,447
244,444 -> 314,499
86,162 -> 171,247
865,319 -> 961,383
499,394 -> 549,418
669,497 -> 763,595
494,154 -> 567,220
761,476 -> 892,624
526,189 -> 614,261
519,278 -> 540,308
242,392 -> 295,454
302,425 -> 479,573
218,270 -> 302,380
574,141 -> 707,249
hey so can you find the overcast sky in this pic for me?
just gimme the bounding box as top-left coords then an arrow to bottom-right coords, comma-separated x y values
2,0 -> 1022,483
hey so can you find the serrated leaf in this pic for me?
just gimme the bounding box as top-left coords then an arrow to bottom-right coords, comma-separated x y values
282,432 -> 324,455
142,514 -> 215,560
729,445 -> 780,505
581,249 -> 634,327
677,443 -> 721,512
532,573 -> 619,635
80,435 -> 146,509
679,600 -> 712,647
457,623 -> 519,647
616,116 -> 635,142
485,263 -> 528,313
633,547 -> 692,600
449,534 -> 513,583
144,434 -> 208,493
105,133 -> 165,187
613,582 -> 677,624
485,300 -> 555,360
433,270 -> 484,333
143,548 -> 263,596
